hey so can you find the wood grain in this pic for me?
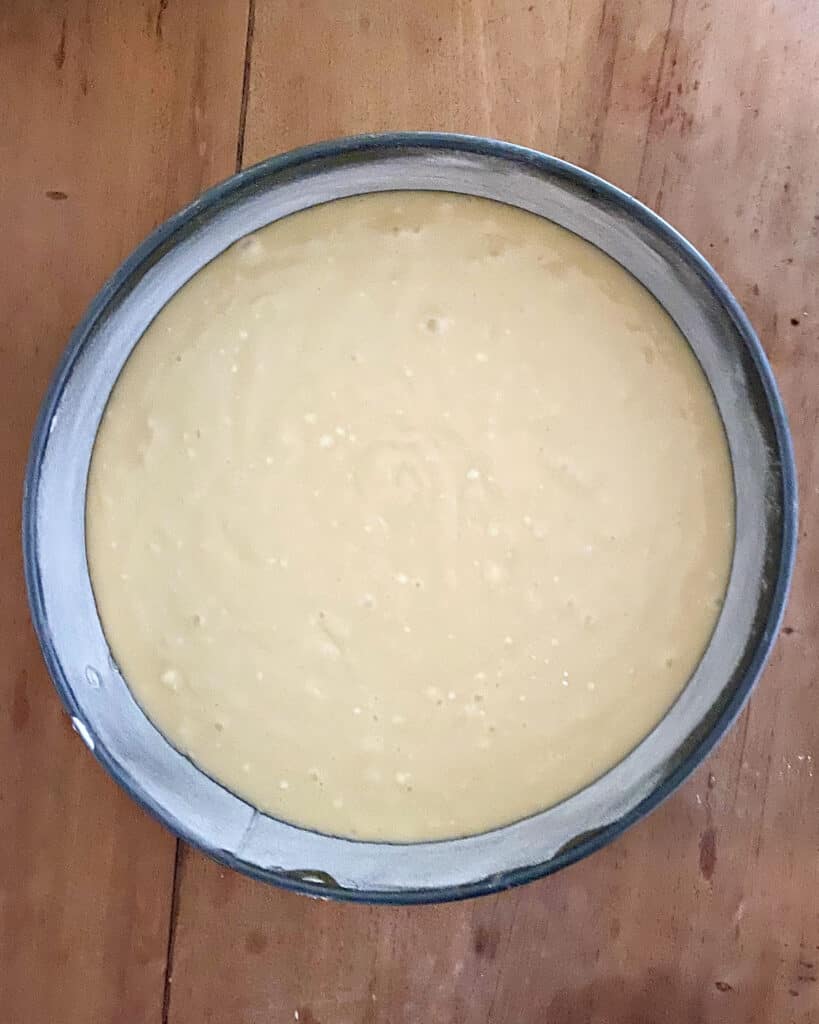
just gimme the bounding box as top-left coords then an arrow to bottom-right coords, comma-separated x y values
241,0 -> 675,189
0,3 -> 248,1021
3,1 -> 817,1021
165,1 -> 819,1022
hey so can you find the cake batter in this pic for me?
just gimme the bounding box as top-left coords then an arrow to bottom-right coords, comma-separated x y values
86,192 -> 734,840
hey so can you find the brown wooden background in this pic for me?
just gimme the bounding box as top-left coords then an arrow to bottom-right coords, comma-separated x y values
1,2 -> 817,1021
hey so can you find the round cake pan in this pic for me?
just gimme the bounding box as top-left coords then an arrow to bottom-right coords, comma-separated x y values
23,132 -> 797,904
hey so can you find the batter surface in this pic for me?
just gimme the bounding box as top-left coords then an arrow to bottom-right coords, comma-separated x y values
86,192 -> 734,841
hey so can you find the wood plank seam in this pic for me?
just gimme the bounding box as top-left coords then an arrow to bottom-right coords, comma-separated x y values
162,842 -> 185,1024
160,3 -> 257,1019
236,0 -> 257,172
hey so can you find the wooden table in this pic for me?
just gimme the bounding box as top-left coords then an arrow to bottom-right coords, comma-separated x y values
2,2 -> 816,1021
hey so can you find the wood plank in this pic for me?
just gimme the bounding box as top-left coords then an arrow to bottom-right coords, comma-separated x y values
165,1 -> 819,1021
0,3 -> 248,1021
241,0 -> 674,195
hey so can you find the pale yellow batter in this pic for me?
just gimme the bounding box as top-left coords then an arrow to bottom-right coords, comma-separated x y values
86,192 -> 734,841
